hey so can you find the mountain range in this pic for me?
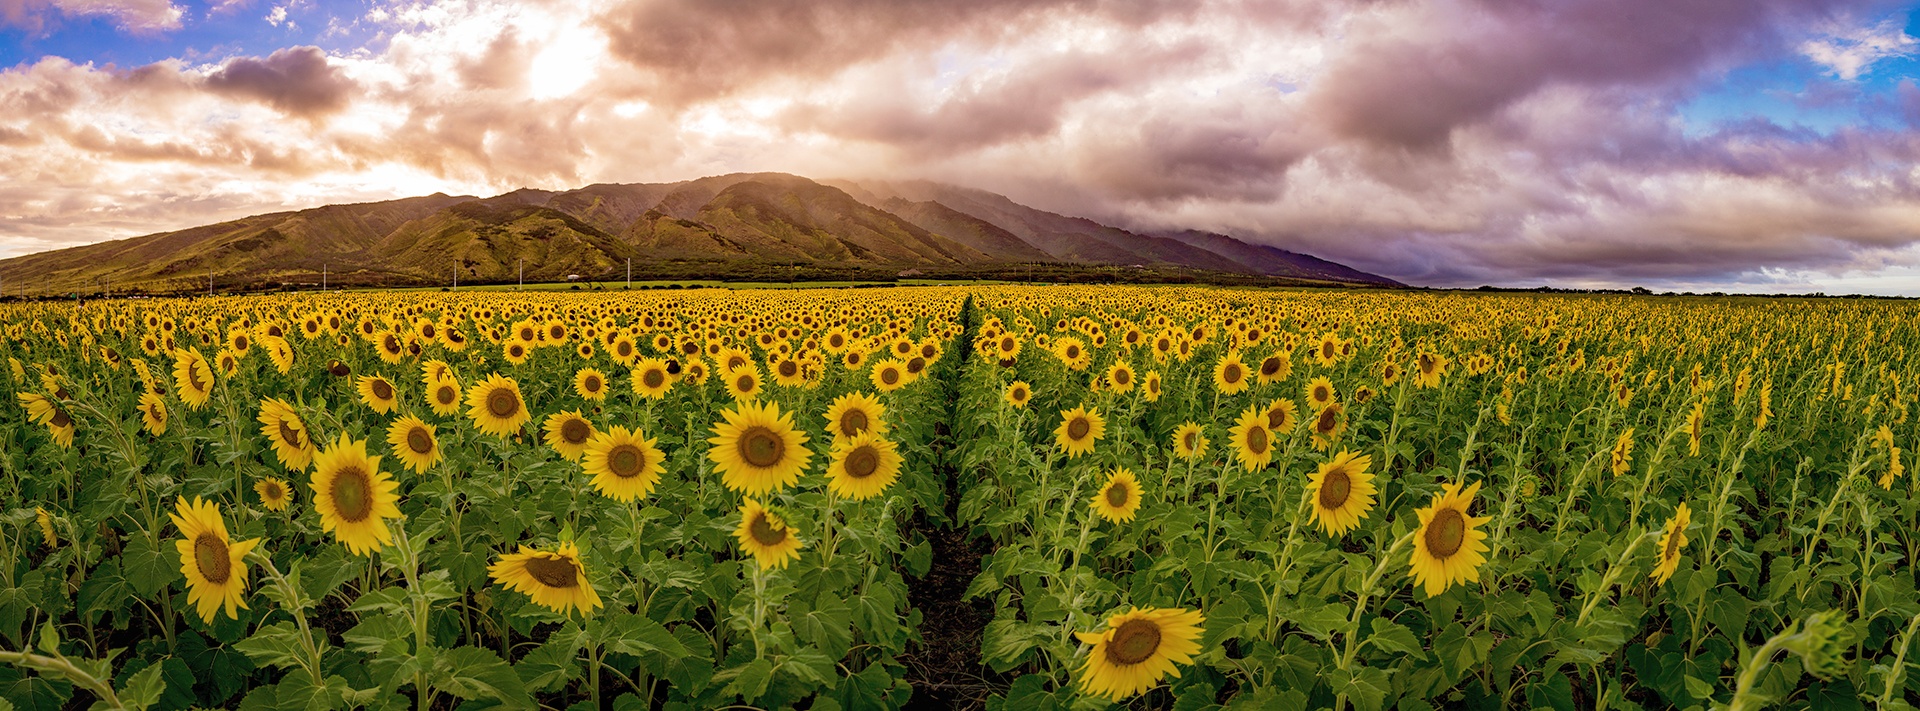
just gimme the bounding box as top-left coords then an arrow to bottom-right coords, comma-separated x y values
0,172 -> 1397,295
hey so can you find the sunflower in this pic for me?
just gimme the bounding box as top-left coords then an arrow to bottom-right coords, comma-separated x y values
257,398 -> 316,471
826,432 -> 903,501
467,373 -> 531,438
1408,481 -> 1492,597
1172,423 -> 1208,461
310,433 -> 403,555
734,499 -> 804,570
1105,362 -> 1136,393
1650,502 -> 1691,586
530,410 -> 593,461
1610,429 -> 1634,476
1255,350 -> 1292,385
356,375 -> 400,414
137,391 -> 168,436
823,392 -> 888,446
1054,406 -> 1106,459
1414,351 -> 1449,389
1306,450 -> 1376,537
871,359 -> 910,392
386,415 -> 442,473
17,391 -> 73,448
255,477 -> 293,512
1309,402 -> 1346,451
1091,469 -> 1143,523
1074,607 -> 1206,700
1143,371 -> 1163,403
170,497 -> 258,623
574,368 -> 609,401
172,348 -> 214,410
1686,401 -> 1705,457
723,364 -> 763,401
632,358 -> 674,399
1228,404 -> 1274,471
489,542 -> 603,617
1004,381 -> 1033,408
1265,398 -> 1298,434
574,425 -> 666,502
35,506 -> 56,546
708,400 -> 812,495
426,376 -> 463,417
1212,352 -> 1250,395
1305,377 -> 1337,410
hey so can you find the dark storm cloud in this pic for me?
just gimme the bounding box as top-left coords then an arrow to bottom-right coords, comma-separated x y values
1302,0 -> 1863,148
594,0 -> 1191,105
204,46 -> 356,117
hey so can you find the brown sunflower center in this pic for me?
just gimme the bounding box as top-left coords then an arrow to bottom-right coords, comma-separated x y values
1319,466 -> 1352,510
524,555 -> 579,588
371,379 -> 393,400
486,388 -> 520,418
778,361 -> 798,377
1246,425 -> 1269,454
1067,417 -> 1091,440
1664,528 -> 1680,559
1314,385 -> 1329,402
50,409 -> 72,428
185,362 -> 207,391
607,444 -> 646,478
1425,507 -> 1465,557
383,334 -> 400,352
330,466 -> 373,523
642,369 -> 665,389
843,446 -> 880,479
1420,355 -> 1436,373
1105,619 -> 1163,665
1260,357 -> 1282,376
735,374 -> 755,392
560,418 -> 592,445
1224,363 -> 1243,383
1112,369 -> 1130,386
740,427 -> 785,468
585,374 -> 602,392
279,420 -> 304,448
1315,408 -> 1339,435
1105,482 -> 1130,508
1001,336 -> 1016,352
1182,431 -> 1198,451
880,368 -> 900,385
262,481 -> 283,500
1066,345 -> 1080,359
1267,407 -> 1289,431
748,512 -> 788,546
839,409 -> 869,437
193,532 -> 231,584
436,385 -> 456,405
406,426 -> 434,454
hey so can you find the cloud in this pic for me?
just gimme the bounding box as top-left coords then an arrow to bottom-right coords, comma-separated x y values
1,0 -> 1919,293
203,46 -> 356,117
0,0 -> 184,32
1801,16 -> 1917,80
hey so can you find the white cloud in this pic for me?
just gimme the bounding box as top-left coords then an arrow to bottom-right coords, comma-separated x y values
1801,17 -> 1917,81
264,4 -> 285,26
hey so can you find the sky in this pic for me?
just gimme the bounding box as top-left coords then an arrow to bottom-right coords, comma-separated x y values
2,0 -> 1919,294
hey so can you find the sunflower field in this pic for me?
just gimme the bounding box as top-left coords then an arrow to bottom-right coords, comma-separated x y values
1,285 -> 1916,711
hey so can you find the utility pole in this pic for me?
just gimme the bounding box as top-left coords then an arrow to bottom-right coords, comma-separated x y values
518,258 -> 523,290
322,263 -> 327,291
209,273 -> 213,297
453,263 -> 458,290
627,258 -> 631,288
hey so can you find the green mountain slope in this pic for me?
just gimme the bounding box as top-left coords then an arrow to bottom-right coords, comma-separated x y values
0,172 -> 1397,295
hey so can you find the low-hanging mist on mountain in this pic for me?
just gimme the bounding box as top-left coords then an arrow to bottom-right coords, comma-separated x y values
0,173 -> 1397,296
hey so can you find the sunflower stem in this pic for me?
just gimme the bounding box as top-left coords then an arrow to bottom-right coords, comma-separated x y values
1331,531 -> 1413,711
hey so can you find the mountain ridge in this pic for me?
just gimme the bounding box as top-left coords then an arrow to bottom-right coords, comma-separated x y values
0,173 -> 1400,295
